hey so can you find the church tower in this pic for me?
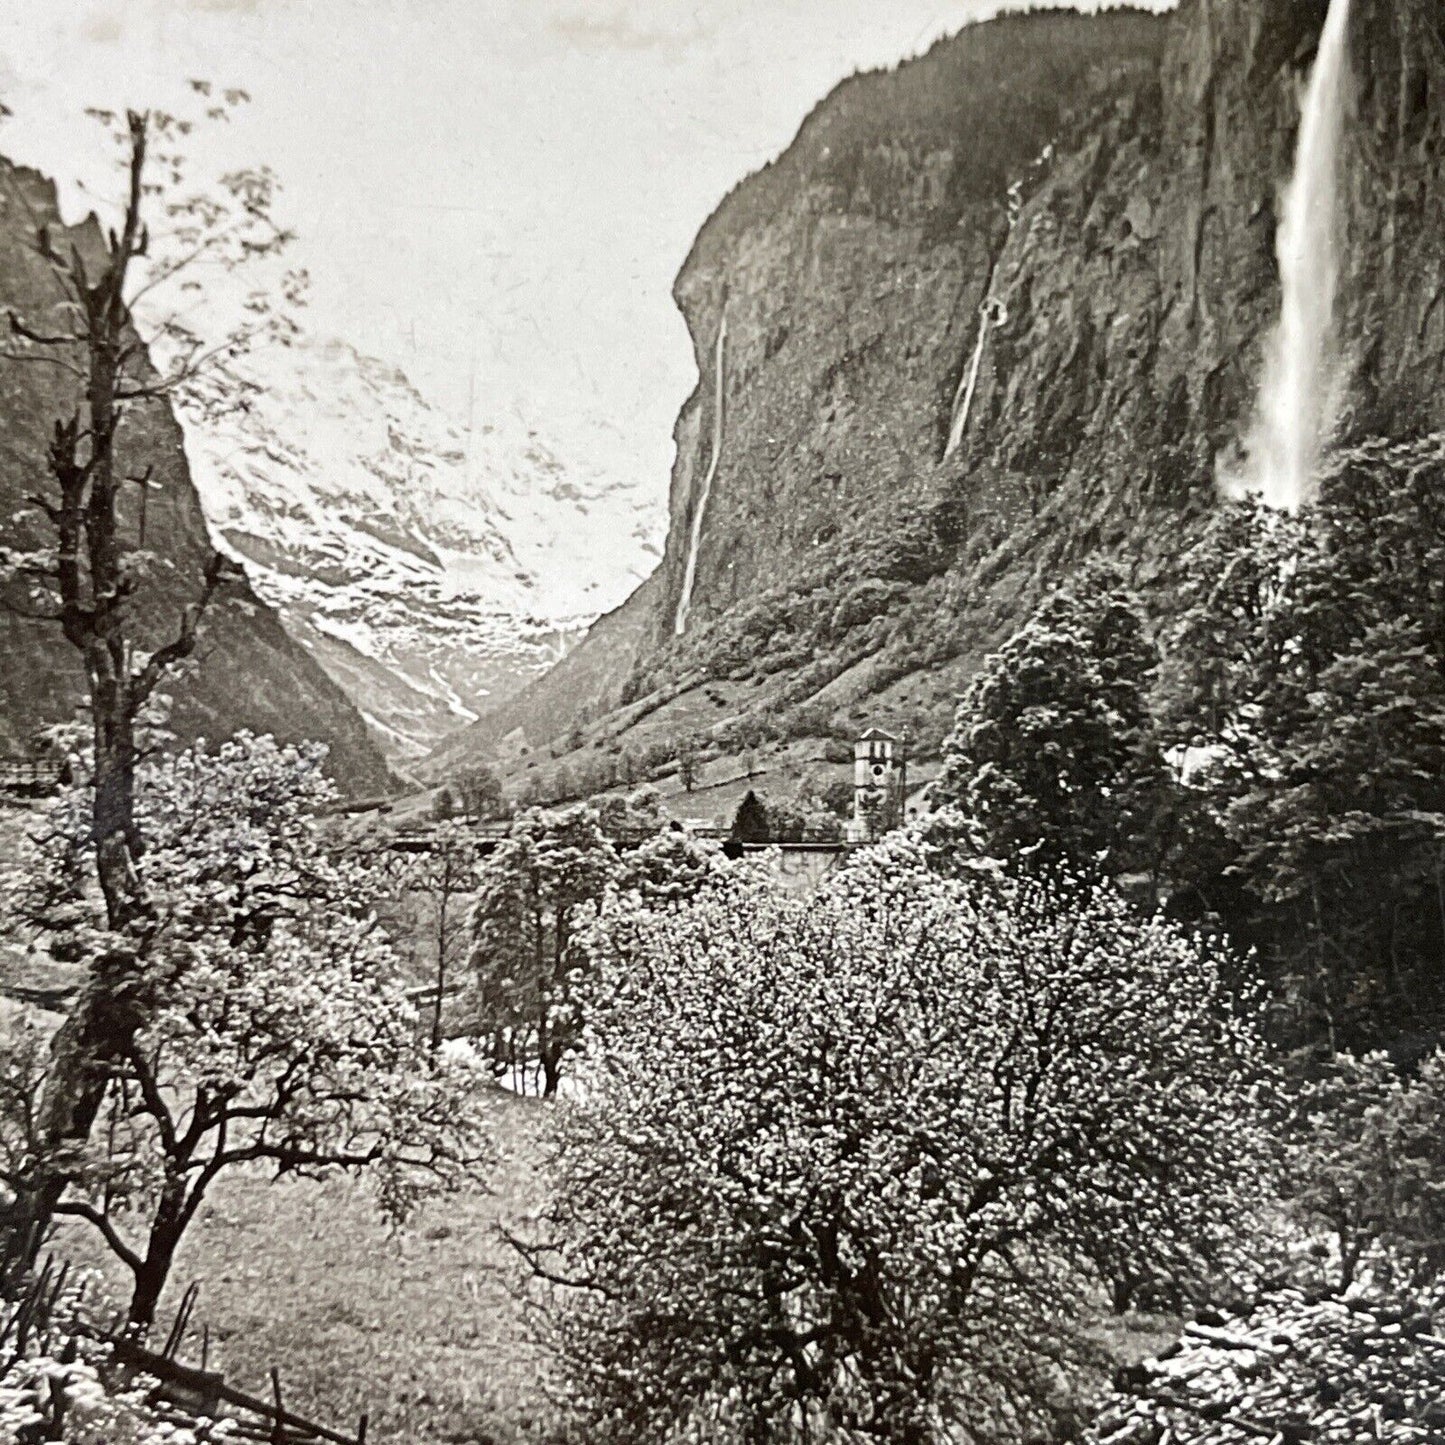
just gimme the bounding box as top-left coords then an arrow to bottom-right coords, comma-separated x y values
848,727 -> 905,842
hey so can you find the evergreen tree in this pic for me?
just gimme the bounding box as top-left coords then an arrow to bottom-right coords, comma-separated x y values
470,802 -> 732,1092
730,789 -> 770,845
1161,441 -> 1445,1047
455,763 -> 507,822
675,732 -> 704,793
469,806 -> 619,1095
1232,622 -> 1445,1044
933,565 -> 1168,878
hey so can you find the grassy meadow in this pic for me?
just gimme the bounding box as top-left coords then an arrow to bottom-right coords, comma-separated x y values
51,1090 -> 552,1445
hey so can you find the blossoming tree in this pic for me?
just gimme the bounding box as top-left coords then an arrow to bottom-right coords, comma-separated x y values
515,848 -> 1271,1444
1,734 -> 492,1328
0,94 -> 305,1269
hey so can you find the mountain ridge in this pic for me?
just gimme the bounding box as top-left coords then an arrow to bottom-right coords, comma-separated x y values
0,157 -> 395,794
188,335 -> 663,763
427,0 -> 1445,799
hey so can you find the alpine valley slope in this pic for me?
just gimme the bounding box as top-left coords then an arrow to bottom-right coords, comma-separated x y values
188,338 -> 664,763
427,0 -> 1445,788
0,158 -> 393,795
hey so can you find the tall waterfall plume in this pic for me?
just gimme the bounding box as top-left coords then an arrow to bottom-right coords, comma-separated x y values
1239,0 -> 1353,511
673,311 -> 727,637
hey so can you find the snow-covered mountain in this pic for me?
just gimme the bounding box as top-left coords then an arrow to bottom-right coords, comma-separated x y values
184,338 -> 664,764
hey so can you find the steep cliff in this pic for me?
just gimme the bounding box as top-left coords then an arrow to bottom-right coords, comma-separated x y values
0,159 -> 394,795
434,0 -> 1445,789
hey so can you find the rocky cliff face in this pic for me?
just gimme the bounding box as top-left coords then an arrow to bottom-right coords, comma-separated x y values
438,0 -> 1445,784
0,159 -> 394,795
657,8 -> 1165,636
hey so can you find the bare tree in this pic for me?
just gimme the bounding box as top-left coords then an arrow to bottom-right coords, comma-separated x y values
407,821 -> 480,1051
0,100 -> 301,1276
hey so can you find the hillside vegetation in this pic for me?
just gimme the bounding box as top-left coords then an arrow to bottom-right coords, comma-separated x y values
429,0 -> 1445,806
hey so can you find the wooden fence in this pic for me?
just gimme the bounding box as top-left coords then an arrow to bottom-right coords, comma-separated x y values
2,1259 -> 369,1444
0,760 -> 63,796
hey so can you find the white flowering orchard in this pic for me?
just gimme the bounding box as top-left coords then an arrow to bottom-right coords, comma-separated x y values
1,735 -> 494,1329
517,849 -> 1272,1444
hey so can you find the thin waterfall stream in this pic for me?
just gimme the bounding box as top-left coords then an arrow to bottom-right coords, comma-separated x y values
673,312 -> 727,637
945,297 -> 1009,461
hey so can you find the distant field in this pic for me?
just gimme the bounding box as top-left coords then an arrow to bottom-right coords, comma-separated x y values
52,1090 -> 553,1445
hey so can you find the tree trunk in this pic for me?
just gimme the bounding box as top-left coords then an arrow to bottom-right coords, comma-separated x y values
541,1046 -> 562,1099
7,655 -> 154,1280
431,888 -> 449,1052
127,1174 -> 194,1332
128,1233 -> 180,1332
3,204 -> 155,1281
5,116 -> 232,1286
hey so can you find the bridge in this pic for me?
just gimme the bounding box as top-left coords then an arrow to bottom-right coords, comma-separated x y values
381,823 -> 857,896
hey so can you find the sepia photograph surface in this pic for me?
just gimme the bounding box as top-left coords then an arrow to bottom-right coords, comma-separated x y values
2,1 -> 1444,1442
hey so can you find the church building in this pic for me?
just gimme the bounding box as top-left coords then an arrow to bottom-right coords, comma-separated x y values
847,727 -> 906,843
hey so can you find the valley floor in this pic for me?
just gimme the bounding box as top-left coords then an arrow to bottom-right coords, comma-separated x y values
51,1090 -> 550,1445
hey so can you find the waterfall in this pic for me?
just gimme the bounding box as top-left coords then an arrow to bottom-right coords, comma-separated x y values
1241,0 -> 1353,511
673,312 -> 727,637
945,297 -> 1009,461
942,157 -> 1042,463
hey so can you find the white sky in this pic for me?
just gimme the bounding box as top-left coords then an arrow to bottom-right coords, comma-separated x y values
0,0 -> 1173,513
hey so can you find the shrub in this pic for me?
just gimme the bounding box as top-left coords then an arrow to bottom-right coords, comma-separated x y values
454,763 -> 508,821
780,699 -> 834,737
829,578 -> 904,637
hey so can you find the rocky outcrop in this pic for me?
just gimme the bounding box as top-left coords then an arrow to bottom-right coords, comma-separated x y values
0,159 -> 394,795
441,0 -> 1445,776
